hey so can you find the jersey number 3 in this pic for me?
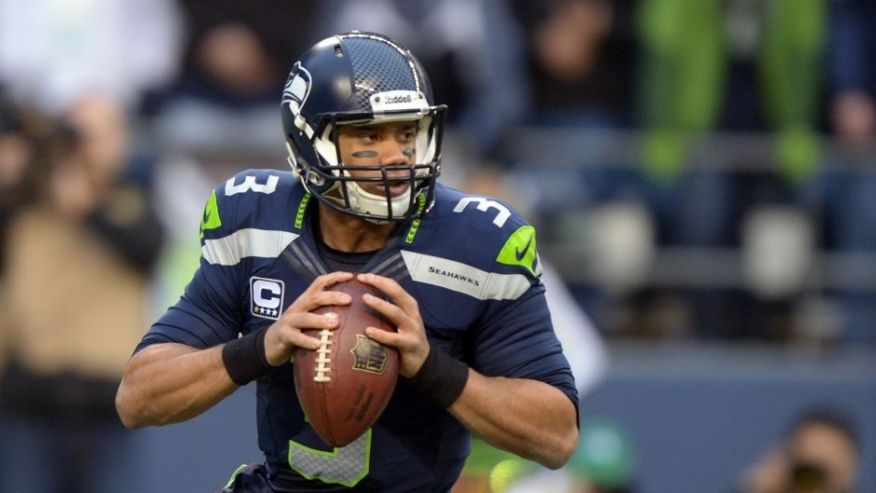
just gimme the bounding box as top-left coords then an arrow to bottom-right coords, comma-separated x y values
225,175 -> 279,196
453,197 -> 511,227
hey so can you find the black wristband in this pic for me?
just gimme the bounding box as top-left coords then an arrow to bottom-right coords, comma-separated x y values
222,328 -> 272,385
407,347 -> 469,409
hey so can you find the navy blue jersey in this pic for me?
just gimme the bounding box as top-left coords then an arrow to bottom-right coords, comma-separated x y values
139,169 -> 577,492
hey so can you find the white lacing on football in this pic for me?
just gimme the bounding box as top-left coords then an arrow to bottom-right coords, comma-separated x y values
314,329 -> 333,382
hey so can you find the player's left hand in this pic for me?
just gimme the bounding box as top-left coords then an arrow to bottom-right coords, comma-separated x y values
356,272 -> 429,378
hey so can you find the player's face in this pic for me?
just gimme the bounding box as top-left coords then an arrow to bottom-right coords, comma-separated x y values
337,121 -> 418,197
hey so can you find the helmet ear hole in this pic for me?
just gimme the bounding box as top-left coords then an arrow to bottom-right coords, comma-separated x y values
307,169 -> 325,187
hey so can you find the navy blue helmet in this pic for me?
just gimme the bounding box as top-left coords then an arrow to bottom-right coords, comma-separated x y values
282,32 -> 446,221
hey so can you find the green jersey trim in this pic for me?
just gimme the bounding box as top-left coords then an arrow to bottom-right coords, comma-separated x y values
223,464 -> 250,489
404,192 -> 428,244
295,193 -> 312,229
288,430 -> 372,487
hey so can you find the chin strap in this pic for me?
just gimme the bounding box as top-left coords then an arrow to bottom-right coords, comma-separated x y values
343,181 -> 411,219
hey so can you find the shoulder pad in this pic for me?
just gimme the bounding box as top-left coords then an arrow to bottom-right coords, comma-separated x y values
425,185 -> 542,280
199,169 -> 300,242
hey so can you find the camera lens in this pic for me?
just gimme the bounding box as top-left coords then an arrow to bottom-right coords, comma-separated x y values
791,461 -> 828,490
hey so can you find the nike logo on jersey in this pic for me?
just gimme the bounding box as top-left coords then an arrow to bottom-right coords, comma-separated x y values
515,236 -> 533,261
200,190 -> 222,238
496,225 -> 538,277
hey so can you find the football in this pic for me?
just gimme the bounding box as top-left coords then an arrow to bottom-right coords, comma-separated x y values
293,279 -> 399,447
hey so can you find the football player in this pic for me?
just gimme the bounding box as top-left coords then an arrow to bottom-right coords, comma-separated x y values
116,32 -> 579,492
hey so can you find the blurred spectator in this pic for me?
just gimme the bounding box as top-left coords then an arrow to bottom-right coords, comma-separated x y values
0,0 -> 182,114
510,0 -> 637,128
736,408 -> 859,493
827,0 -> 876,146
635,0 -> 826,246
504,0 -> 643,286
152,0 -> 319,159
637,0 -> 825,184
634,0 -> 827,341
470,1 -> 647,340
822,0 -> 876,344
0,97 -> 36,279
323,0 -> 529,157
0,94 -> 163,493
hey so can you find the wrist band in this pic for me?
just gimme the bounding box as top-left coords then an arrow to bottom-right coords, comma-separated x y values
222,328 -> 272,385
407,346 -> 469,409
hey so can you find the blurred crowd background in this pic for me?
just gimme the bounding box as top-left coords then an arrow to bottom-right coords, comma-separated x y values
0,0 -> 874,492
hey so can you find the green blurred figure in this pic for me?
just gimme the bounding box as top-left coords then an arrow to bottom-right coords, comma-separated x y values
633,0 -> 829,341
637,0 -> 826,184
452,439 -> 536,493
456,419 -> 635,493
567,419 -> 635,493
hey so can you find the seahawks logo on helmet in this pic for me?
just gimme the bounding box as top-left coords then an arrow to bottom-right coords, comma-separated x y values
282,62 -> 312,114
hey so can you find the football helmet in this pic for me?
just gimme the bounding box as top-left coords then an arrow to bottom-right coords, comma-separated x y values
282,32 -> 446,221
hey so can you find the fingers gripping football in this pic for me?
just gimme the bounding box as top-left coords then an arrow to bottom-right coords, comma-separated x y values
263,272 -> 353,366
357,273 -> 429,378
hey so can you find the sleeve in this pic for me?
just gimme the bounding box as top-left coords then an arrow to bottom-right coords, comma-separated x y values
134,183 -> 245,353
540,261 -> 607,397
469,284 -> 579,412
135,260 -> 244,352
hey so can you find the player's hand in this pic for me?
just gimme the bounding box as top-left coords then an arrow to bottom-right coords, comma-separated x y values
356,272 -> 429,378
263,271 -> 354,366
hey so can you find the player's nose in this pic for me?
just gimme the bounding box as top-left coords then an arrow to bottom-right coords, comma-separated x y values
379,139 -> 413,167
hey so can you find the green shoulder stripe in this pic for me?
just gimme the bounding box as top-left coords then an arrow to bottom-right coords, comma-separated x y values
200,190 -> 222,238
496,225 -> 537,276
295,192 -> 312,229
404,192 -> 428,244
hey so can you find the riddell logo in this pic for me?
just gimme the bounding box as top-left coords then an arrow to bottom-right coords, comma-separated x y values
383,94 -> 412,104
371,91 -> 425,112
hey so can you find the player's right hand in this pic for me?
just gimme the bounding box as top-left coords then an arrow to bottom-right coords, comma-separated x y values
263,271 -> 354,366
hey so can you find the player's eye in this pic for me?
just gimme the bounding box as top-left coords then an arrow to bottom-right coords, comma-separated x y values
361,132 -> 380,143
398,128 -> 417,143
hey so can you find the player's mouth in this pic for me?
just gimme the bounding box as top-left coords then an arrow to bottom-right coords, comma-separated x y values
384,180 -> 410,197
354,171 -> 413,197
361,175 -> 411,197
361,181 -> 409,197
